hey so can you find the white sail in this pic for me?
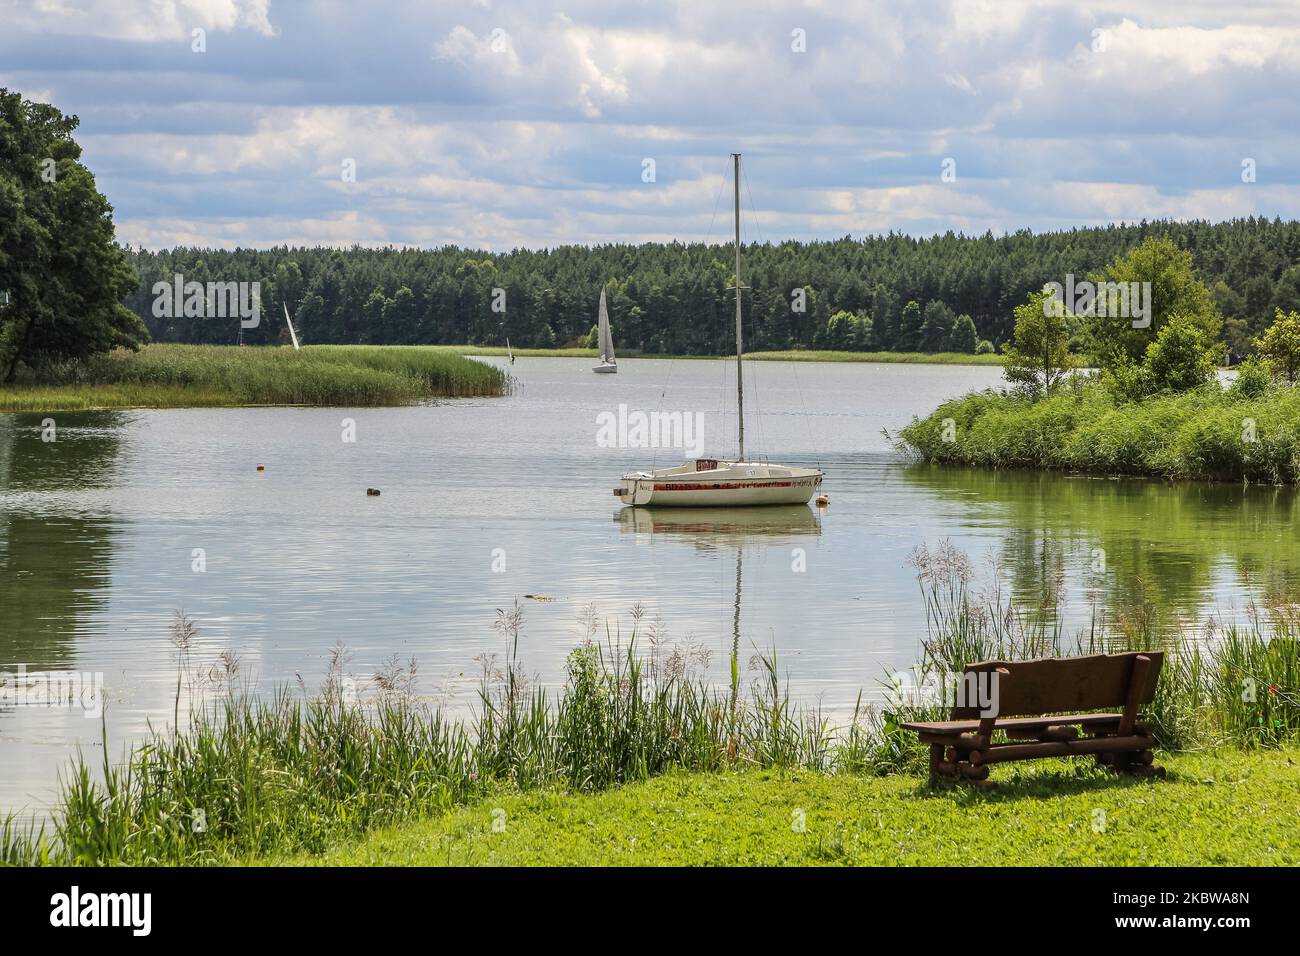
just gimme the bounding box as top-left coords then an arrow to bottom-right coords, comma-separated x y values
283,303 -> 301,350
598,288 -> 615,365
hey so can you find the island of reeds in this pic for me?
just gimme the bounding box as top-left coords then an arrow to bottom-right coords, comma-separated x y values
0,344 -> 509,411
899,237 -> 1300,483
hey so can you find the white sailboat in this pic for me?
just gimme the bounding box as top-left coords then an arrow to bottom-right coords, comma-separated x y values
283,303 -> 301,350
593,288 -> 617,373
613,153 -> 824,508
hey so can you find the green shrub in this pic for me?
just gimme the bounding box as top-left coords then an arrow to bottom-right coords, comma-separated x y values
1228,357 -> 1273,400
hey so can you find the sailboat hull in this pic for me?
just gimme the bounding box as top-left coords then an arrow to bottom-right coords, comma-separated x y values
593,363 -> 617,373
615,460 -> 822,507
610,156 -> 823,511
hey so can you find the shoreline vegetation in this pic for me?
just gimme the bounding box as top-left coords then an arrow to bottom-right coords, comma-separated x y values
0,343 -> 1001,412
900,236 -> 1300,484
454,345 -> 1005,365
119,220 -> 1300,361
897,378 -> 1300,484
0,344 -> 510,412
6,550 -> 1297,867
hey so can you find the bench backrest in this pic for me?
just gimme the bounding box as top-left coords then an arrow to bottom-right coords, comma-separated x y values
951,651 -> 1163,719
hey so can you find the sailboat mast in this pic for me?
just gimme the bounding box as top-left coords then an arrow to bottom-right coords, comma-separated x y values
733,152 -> 744,462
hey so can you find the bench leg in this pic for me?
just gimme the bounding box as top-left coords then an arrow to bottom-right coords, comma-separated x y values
1091,729 -> 1165,779
928,744 -> 954,786
1118,745 -> 1165,778
928,743 -> 962,787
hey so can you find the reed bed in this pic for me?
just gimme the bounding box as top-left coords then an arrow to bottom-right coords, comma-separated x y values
3,561 -> 1297,866
1,344 -> 508,410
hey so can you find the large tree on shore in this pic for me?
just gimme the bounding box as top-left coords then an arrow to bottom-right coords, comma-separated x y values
0,89 -> 145,382
1086,236 -> 1220,372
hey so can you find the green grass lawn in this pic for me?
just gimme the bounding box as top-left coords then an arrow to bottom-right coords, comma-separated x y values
273,748 -> 1299,866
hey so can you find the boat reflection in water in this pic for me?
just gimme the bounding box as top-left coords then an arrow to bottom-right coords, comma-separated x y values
616,505 -> 823,662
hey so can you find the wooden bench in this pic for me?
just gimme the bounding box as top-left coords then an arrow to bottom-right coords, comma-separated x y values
900,652 -> 1165,787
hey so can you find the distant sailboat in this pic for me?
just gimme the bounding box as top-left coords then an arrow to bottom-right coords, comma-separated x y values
593,288 -> 617,373
506,337 -> 515,364
612,153 -> 823,507
283,303 -> 301,350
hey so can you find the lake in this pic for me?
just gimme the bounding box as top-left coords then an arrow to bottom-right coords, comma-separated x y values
3,356 -> 1298,816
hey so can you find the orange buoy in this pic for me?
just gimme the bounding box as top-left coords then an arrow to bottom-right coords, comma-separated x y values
256,464 -> 265,472
816,494 -> 829,507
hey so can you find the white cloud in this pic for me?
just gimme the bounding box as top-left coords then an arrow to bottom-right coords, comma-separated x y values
2,0 -> 277,40
9,0 -> 1300,248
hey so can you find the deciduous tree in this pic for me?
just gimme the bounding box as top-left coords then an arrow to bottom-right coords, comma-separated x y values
0,89 -> 145,381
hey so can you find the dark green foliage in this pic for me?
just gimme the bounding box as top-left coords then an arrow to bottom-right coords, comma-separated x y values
1142,314 -> 1220,392
120,218 -> 1300,356
1086,237 -> 1222,371
948,313 -> 978,353
0,89 -> 146,381
895,300 -> 923,352
817,309 -> 873,350
919,300 -> 955,352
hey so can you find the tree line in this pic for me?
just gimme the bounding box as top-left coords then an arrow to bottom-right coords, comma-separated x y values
124,218 -> 1300,358
8,91 -> 1300,377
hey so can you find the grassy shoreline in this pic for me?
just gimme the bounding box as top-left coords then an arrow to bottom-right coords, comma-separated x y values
898,379 -> 1300,484
0,345 -> 998,411
6,569 -> 1297,867
456,345 -> 1003,365
0,344 -> 509,411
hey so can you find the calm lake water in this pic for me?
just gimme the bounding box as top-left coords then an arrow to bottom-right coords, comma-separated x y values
3,356 -> 1299,816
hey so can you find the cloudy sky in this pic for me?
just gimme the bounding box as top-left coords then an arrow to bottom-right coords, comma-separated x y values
3,0 -> 1299,250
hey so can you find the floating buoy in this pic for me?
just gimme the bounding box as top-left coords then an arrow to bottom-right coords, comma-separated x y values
816,494 -> 829,507
256,464 -> 265,472
366,488 -> 381,496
